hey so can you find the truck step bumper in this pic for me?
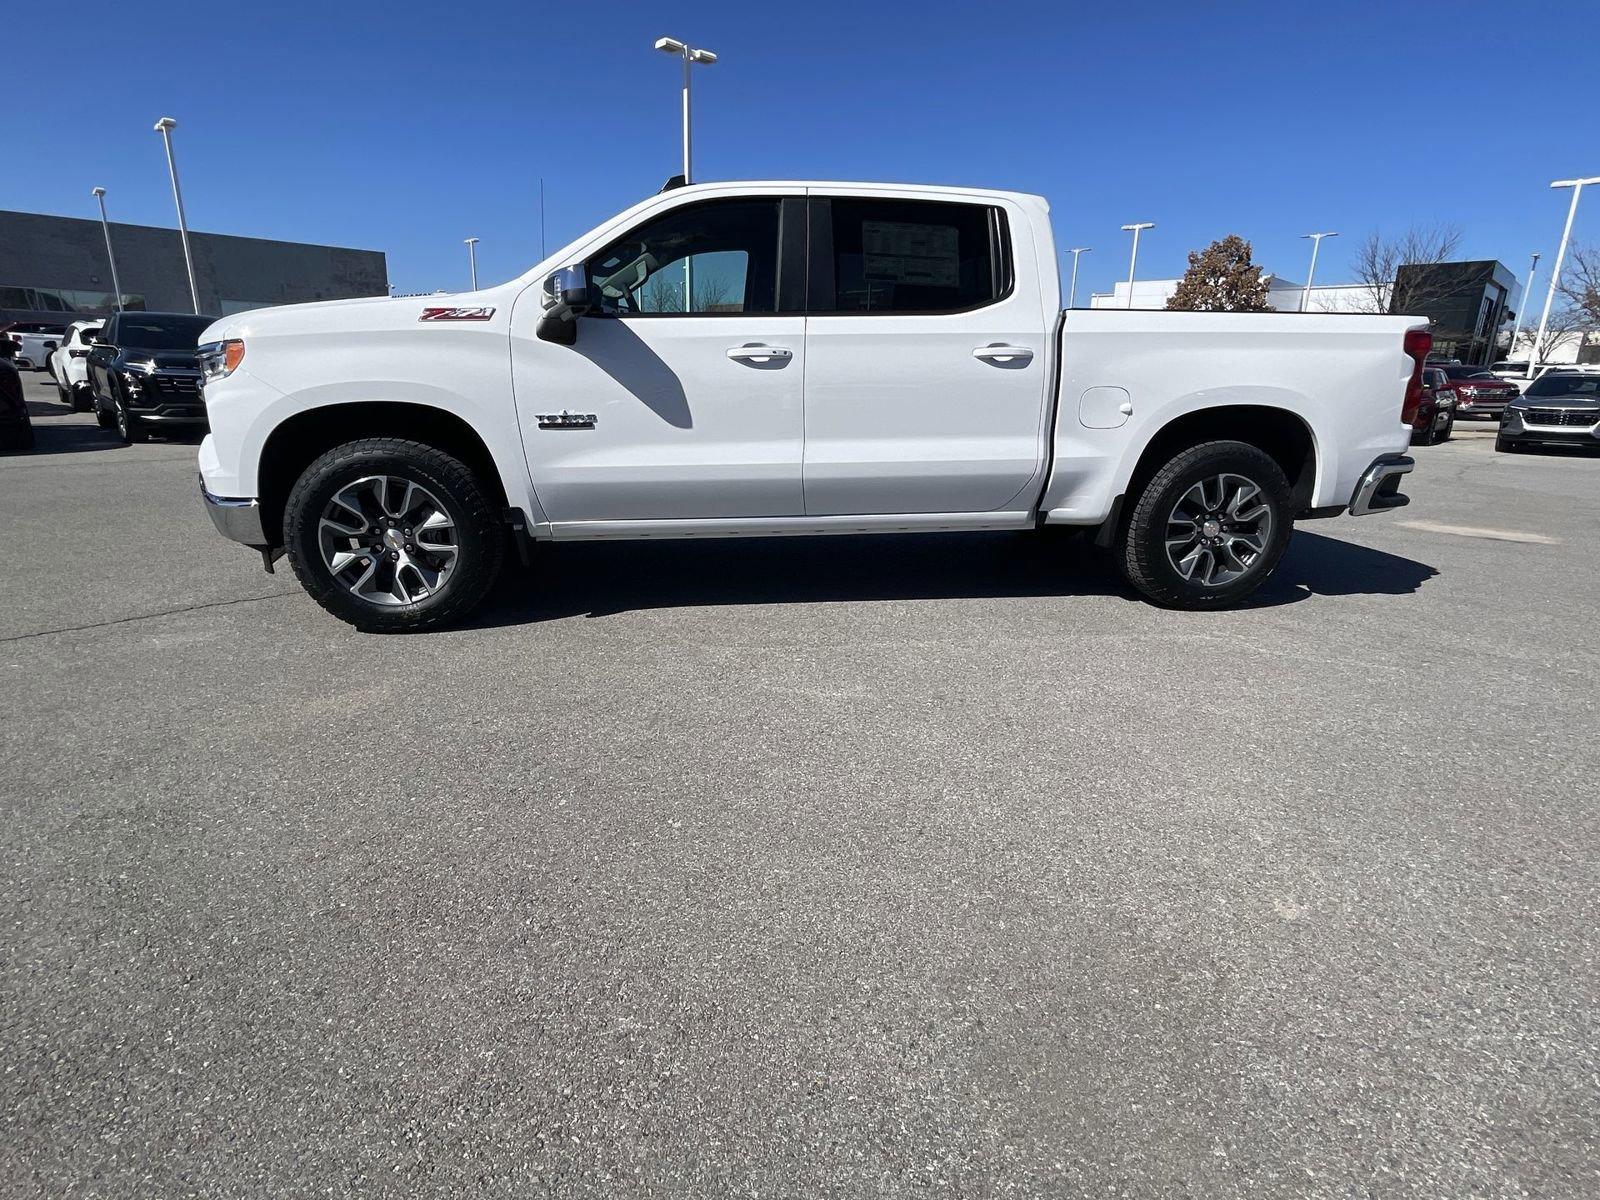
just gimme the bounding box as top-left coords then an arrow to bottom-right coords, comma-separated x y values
1349,454 -> 1414,516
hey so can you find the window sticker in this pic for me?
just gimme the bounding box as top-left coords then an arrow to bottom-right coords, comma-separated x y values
862,221 -> 959,287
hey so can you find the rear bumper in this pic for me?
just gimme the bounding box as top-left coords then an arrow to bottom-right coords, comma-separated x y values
200,475 -> 267,546
1349,454 -> 1414,516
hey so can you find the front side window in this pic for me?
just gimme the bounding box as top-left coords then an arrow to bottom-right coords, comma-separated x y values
587,199 -> 781,316
820,198 -> 1005,313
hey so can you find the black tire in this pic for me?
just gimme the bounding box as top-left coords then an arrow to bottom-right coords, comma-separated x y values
283,438 -> 504,633
71,385 -> 92,413
1435,413 -> 1453,443
113,393 -> 147,444
56,379 -> 72,407
1117,440 -> 1293,610
94,395 -> 116,428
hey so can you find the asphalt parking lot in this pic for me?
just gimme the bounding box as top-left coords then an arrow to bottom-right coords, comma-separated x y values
3,371 -> 1597,1198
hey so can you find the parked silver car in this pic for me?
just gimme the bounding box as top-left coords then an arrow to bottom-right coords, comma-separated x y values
1497,372 -> 1600,452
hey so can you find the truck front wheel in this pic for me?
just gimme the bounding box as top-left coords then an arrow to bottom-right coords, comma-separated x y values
1117,440 -> 1293,609
283,438 -> 504,633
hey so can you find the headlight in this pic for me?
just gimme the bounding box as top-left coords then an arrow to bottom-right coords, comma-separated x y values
198,339 -> 245,382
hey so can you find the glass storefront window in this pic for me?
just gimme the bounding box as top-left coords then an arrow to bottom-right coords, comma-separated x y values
0,285 -> 146,312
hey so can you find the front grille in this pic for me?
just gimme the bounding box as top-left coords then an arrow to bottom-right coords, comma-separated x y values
1524,407 -> 1599,427
145,373 -> 201,402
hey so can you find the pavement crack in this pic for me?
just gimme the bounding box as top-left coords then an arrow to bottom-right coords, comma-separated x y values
1,591 -> 298,644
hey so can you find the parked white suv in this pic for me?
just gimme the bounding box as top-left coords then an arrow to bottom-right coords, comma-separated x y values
48,319 -> 105,411
196,179 -> 1427,631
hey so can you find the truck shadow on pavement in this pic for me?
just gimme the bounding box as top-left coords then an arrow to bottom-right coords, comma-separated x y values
466,528 -> 1437,627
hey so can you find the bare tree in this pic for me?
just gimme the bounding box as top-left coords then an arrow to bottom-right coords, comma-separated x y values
1558,243 -> 1600,327
1349,223 -> 1463,314
641,270 -> 681,313
694,277 -> 732,312
1518,303 -> 1591,364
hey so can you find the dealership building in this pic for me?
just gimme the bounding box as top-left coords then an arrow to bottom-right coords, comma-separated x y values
0,210 -> 388,325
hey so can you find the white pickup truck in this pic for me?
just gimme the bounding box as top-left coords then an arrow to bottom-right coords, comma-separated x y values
197,180 -> 1428,631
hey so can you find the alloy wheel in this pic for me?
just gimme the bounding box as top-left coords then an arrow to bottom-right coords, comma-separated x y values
1164,472 -> 1274,588
317,474 -> 459,607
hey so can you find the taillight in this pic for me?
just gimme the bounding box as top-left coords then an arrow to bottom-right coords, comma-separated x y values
1401,330 -> 1432,425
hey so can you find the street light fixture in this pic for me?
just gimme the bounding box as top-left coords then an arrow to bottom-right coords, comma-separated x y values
654,36 -> 717,185
153,117 -> 200,314
90,188 -> 124,313
464,237 -> 480,290
1121,223 -> 1155,309
1299,232 -> 1338,312
1527,175 -> 1600,380
1063,247 -> 1091,309
1506,251 -> 1540,365
656,36 -> 717,314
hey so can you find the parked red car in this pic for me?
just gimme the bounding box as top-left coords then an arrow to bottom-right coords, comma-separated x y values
1433,363 -> 1519,420
1411,367 -> 1455,445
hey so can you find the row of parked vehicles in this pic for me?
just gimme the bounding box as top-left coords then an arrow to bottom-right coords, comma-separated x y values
1,312 -> 214,444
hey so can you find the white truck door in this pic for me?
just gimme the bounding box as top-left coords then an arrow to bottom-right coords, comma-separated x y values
510,195 -> 807,524
801,193 -> 1051,515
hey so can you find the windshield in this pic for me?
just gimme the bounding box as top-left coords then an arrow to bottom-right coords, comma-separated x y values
1525,375 -> 1600,400
115,315 -> 213,351
1440,365 -> 1494,379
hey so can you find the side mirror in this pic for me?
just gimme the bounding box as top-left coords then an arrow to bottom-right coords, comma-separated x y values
537,265 -> 592,345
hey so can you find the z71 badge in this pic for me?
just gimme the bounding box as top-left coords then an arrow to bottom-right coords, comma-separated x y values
535,411 -> 597,430
418,306 -> 496,321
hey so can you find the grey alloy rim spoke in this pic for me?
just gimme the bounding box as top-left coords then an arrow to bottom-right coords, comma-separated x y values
317,474 -> 459,607
1164,471 -> 1273,588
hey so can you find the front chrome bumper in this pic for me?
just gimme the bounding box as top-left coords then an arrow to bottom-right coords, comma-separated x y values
1349,454 -> 1414,517
200,475 -> 267,546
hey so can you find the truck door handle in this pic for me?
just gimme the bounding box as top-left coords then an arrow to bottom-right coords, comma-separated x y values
972,344 -> 1034,364
726,345 -> 792,363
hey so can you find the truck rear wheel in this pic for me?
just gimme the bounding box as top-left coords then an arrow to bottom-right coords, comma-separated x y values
283,438 -> 504,633
1117,440 -> 1292,609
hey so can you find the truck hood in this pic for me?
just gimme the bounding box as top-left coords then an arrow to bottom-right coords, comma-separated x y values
201,293 -> 427,344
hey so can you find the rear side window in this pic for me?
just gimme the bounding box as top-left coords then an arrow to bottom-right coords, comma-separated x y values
813,198 -> 1008,314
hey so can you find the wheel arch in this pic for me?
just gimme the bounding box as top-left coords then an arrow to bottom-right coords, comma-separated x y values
257,401 -> 510,545
1122,403 -> 1319,515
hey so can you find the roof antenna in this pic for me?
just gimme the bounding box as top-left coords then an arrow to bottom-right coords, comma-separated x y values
660,174 -> 687,193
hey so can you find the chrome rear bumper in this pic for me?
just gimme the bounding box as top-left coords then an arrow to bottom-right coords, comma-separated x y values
1349,454 -> 1414,517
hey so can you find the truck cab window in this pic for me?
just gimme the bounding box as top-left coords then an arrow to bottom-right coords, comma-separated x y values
587,199 -> 781,316
820,198 -> 1005,313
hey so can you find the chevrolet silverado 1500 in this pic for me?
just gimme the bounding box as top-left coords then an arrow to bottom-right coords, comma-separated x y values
196,180 -> 1427,631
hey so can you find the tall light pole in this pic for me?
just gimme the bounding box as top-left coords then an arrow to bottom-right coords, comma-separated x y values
1121,223 -> 1154,309
1507,251 -> 1540,364
153,117 -> 200,314
464,237 -> 480,290
1064,247 -> 1091,309
655,36 -> 716,313
1299,232 -> 1338,312
90,188 -> 124,312
653,36 -> 717,183
1528,175 -> 1600,380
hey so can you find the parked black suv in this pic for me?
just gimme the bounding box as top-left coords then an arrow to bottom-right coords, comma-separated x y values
87,311 -> 216,443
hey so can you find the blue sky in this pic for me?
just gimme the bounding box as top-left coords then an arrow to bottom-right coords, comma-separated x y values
8,0 -> 1597,306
